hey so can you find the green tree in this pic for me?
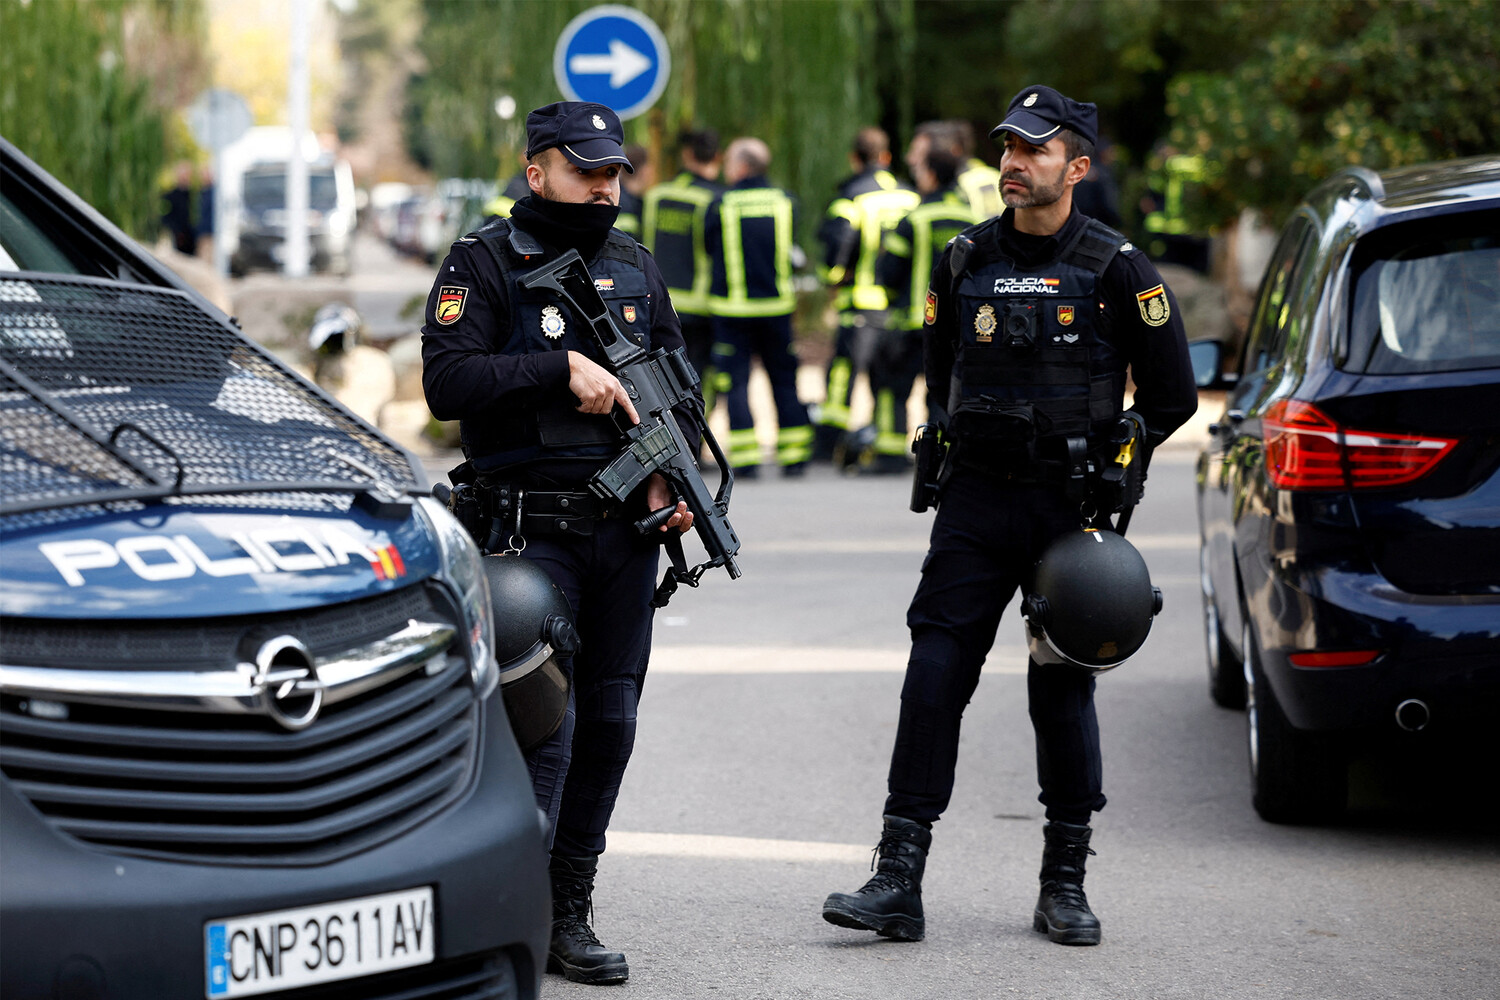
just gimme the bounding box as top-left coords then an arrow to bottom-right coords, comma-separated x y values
0,0 -> 203,237
403,0 -> 909,247
1165,0 -> 1500,229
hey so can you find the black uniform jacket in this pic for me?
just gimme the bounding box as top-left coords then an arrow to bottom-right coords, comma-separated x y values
420,220 -> 700,484
925,207 -> 1198,446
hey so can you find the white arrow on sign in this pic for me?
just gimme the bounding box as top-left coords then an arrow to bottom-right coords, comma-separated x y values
568,38 -> 652,88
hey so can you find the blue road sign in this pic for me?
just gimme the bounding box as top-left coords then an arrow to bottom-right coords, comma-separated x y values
554,5 -> 670,120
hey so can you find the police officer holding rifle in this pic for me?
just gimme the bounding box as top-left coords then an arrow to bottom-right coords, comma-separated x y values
422,102 -> 731,986
823,85 -> 1197,947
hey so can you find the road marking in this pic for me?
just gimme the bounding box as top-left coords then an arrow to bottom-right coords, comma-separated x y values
607,830 -> 869,863
647,646 -> 1027,674
749,533 -> 1199,554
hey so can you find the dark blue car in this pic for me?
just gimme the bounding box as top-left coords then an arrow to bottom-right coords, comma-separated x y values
1194,156 -> 1500,823
0,138 -> 549,998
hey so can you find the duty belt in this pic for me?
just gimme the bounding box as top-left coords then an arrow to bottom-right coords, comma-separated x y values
484,484 -> 619,540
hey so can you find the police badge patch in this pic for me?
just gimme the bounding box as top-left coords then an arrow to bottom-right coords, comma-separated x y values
622,305 -> 637,323
1136,284 -> 1170,327
1057,305 -> 1075,326
975,303 -> 997,343
924,289 -> 938,326
436,286 -> 468,325
541,305 -> 566,339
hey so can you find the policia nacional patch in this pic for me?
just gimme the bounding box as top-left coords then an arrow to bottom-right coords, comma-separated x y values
1136,284 -> 1170,327
436,285 -> 468,325
924,289 -> 938,325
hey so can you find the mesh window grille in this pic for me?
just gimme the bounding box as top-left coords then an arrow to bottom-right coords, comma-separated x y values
0,274 -> 418,515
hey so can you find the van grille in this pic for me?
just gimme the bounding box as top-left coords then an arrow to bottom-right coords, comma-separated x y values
0,587 -> 481,866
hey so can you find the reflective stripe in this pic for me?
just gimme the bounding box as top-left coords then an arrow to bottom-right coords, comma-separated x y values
708,186 -> 796,317
642,173 -> 718,313
819,357 -> 852,428
957,161 -> 1004,220
897,192 -> 979,329
847,172 -> 919,312
777,424 -> 814,465
728,427 -> 761,467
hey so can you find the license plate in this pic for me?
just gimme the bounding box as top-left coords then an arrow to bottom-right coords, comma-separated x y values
204,886 -> 435,998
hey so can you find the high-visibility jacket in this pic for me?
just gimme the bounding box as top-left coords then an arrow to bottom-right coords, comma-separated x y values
641,171 -> 722,317
818,168 -> 919,315
878,186 -> 980,330
705,177 -> 797,319
956,158 -> 1004,220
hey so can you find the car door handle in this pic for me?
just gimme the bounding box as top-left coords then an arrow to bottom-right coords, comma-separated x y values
1208,410 -> 1245,436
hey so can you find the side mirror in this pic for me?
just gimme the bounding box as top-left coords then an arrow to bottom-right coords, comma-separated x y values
1189,340 -> 1236,389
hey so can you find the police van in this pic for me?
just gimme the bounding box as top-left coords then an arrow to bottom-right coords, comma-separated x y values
0,137 -> 549,999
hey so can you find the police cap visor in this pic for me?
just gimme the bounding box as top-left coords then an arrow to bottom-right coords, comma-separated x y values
989,85 -> 1098,148
526,101 -> 634,173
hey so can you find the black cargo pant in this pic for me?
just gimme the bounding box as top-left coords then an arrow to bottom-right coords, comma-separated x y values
521,517 -> 659,858
885,466 -> 1108,827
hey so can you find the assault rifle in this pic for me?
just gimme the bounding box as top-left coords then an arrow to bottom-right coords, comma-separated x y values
519,249 -> 741,604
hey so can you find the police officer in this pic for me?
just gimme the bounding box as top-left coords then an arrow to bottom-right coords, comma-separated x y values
422,102 -> 700,986
852,142 -> 980,474
907,120 -> 1005,221
814,127 -> 920,461
704,137 -> 813,476
822,85 -> 1197,945
641,128 -> 724,405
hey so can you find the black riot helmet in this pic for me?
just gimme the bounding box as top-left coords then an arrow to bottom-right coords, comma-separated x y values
482,555 -> 579,751
1021,529 -> 1163,674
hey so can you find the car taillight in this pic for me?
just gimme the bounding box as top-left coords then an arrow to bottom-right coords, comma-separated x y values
1263,399 -> 1457,490
1288,650 -> 1382,668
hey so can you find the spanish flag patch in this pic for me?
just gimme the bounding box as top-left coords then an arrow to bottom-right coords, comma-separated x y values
924,288 -> 938,326
1136,284 -> 1170,327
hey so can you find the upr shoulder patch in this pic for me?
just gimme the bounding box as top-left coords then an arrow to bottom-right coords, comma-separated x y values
924,288 -> 938,326
436,285 -> 468,325
1136,284 -> 1170,327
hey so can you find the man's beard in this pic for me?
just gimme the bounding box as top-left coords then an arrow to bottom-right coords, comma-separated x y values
1001,164 -> 1067,209
540,175 -> 616,205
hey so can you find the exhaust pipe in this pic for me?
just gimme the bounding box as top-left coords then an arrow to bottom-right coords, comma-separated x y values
1394,698 -> 1430,732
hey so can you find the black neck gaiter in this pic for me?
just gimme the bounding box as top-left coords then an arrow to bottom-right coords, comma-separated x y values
510,194 -> 621,260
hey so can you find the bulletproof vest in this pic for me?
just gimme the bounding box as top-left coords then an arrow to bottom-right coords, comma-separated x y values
948,218 -> 1127,467
642,173 -> 718,315
463,219 -> 651,473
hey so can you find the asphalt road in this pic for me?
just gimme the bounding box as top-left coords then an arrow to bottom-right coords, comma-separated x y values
416,445 -> 1500,1000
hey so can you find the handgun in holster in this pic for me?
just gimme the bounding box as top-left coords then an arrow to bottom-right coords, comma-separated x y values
909,422 -> 950,513
1093,411 -> 1150,535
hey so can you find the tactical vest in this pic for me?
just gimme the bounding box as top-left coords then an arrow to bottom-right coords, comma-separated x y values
708,184 -> 796,318
642,172 -> 718,316
463,219 -> 652,473
948,218 -> 1128,468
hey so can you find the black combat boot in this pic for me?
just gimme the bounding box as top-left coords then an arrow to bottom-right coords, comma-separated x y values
821,815 -> 932,941
547,854 -> 629,984
1033,821 -> 1102,945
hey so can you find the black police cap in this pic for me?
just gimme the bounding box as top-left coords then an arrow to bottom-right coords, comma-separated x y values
525,101 -> 634,173
990,85 -> 1098,149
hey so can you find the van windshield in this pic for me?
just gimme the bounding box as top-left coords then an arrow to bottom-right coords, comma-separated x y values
1346,211 -> 1500,374
242,170 -> 339,212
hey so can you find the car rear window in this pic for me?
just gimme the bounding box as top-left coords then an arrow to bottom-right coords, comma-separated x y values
1345,210 -> 1500,374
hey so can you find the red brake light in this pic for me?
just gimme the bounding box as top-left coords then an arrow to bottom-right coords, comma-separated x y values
1262,399 -> 1457,491
1288,650 -> 1382,668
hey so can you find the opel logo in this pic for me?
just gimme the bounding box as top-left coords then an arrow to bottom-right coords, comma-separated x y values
253,636 -> 324,731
